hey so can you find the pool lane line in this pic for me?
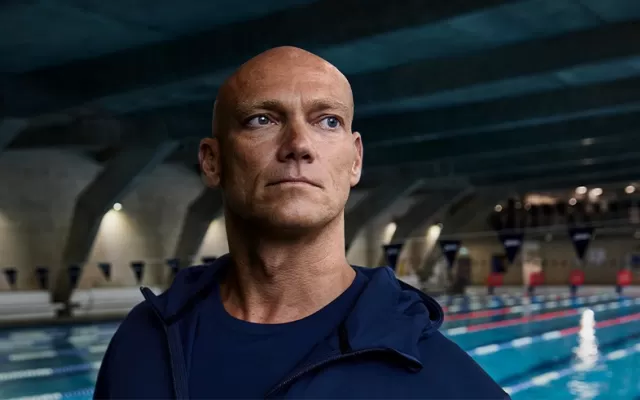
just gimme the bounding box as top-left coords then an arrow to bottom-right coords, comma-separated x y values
6,387 -> 94,400
0,330 -> 116,352
443,293 -> 618,314
446,293 -> 616,322
468,309 -> 640,357
0,323 -> 120,340
0,361 -> 101,383
438,292 -> 575,307
4,343 -> 109,362
503,340 -> 640,396
446,297 -> 640,336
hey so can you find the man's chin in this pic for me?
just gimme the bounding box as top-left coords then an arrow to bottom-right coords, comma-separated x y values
257,205 -> 333,232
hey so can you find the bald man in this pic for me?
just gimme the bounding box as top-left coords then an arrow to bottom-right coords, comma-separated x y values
94,47 -> 508,399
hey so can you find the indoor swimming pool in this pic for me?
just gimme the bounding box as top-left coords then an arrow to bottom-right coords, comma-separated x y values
0,291 -> 638,399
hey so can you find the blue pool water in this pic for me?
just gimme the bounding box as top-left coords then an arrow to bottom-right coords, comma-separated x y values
0,292 -> 638,399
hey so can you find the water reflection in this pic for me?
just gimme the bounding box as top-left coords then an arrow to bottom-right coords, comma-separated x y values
568,309 -> 605,400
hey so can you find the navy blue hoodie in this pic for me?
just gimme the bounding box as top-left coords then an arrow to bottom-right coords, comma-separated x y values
94,255 -> 509,399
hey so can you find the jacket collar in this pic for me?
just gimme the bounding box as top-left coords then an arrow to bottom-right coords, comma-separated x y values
141,254 -> 444,364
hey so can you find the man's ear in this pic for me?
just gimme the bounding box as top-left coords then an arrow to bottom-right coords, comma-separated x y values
199,137 -> 221,187
350,131 -> 363,187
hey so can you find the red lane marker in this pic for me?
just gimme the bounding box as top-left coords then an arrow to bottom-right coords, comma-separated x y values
446,307 -> 512,321
597,312 -> 640,328
465,309 -> 579,332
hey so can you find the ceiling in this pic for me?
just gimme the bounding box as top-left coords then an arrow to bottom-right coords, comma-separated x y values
2,0 -> 640,193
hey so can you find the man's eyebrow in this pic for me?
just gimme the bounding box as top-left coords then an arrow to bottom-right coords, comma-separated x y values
306,99 -> 352,116
233,100 -> 284,117
232,98 -> 353,117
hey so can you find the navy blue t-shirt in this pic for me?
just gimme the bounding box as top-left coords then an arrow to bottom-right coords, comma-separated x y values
189,270 -> 366,398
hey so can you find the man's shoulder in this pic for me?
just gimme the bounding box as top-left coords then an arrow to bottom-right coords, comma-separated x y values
107,299 -> 165,351
413,331 -> 509,399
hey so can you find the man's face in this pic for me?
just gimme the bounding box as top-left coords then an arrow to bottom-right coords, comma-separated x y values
200,49 -> 363,232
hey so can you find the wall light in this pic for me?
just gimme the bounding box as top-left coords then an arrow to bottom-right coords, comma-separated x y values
569,198 -> 577,206
576,186 -> 587,195
626,185 -> 636,194
113,203 -> 123,211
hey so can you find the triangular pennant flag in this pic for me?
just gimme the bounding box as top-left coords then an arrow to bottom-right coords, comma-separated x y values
35,267 -> 49,290
438,240 -> 461,269
569,226 -> 595,261
68,265 -> 81,289
3,268 -> 17,289
166,258 -> 180,278
98,263 -> 111,280
382,243 -> 403,271
130,262 -> 145,284
498,232 -> 524,264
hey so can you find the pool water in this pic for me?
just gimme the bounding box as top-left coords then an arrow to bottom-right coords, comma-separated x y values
0,291 -> 638,399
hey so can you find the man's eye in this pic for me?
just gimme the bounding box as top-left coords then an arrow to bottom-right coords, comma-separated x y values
246,115 -> 273,127
319,116 -> 340,129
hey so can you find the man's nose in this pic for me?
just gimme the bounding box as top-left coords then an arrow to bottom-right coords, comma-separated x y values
277,120 -> 316,163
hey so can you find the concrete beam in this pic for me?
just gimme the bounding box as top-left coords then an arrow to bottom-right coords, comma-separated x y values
7,0 -> 508,117
53,141 -> 178,304
173,188 -> 224,268
345,177 -> 422,249
366,136 -> 640,183
365,112 -> 640,166
356,77 -> 640,144
352,21 -> 640,127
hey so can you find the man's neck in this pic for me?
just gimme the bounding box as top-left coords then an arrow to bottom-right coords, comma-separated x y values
221,212 -> 355,324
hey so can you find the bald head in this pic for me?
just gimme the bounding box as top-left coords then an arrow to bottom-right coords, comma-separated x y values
213,46 -> 353,137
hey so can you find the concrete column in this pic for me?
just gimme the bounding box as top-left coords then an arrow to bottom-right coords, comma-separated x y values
345,177 -> 422,250
53,142 -> 178,304
173,188 -> 224,267
378,187 -> 473,266
420,191 -> 506,278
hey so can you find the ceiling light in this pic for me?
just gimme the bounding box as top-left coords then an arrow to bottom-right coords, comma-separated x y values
590,188 -> 603,197
495,204 -> 503,212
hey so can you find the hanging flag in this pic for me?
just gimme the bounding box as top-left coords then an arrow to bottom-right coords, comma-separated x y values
68,265 -> 81,289
438,239 -> 461,269
569,227 -> 594,261
498,232 -> 524,264
382,243 -> 403,271
166,258 -> 180,278
98,263 -> 111,280
35,267 -> 49,290
3,268 -> 17,289
130,262 -> 145,284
